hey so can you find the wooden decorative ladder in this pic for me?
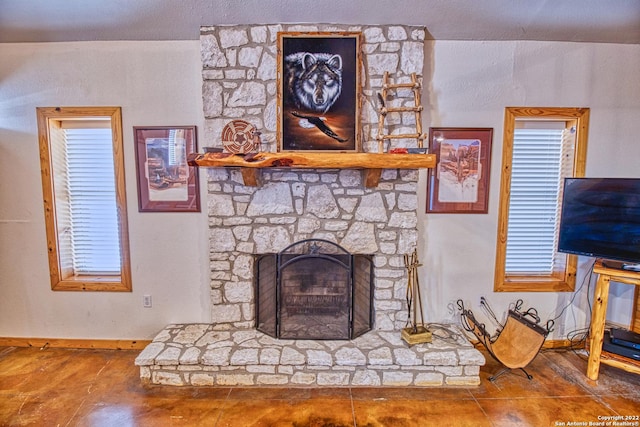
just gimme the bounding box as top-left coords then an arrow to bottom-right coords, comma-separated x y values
376,72 -> 426,153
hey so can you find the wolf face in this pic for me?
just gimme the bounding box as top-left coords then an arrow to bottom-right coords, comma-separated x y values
284,52 -> 343,113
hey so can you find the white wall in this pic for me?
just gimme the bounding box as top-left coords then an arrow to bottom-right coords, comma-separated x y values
1,39 -> 638,340
0,41 -> 211,340
418,41 -> 640,339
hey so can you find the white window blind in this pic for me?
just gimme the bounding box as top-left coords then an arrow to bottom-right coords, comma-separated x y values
52,124 -> 121,276
505,127 -> 576,274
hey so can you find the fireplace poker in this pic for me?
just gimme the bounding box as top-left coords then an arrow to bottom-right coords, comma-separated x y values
402,249 -> 431,344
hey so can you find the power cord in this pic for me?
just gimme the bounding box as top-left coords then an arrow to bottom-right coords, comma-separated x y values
548,259 -> 595,325
543,259 -> 596,353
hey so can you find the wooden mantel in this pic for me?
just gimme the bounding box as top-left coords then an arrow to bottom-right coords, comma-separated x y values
187,151 -> 436,187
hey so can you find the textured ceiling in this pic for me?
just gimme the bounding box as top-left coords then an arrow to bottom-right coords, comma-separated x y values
1,0 -> 639,44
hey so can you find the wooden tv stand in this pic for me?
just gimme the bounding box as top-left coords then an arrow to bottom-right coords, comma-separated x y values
587,260 -> 640,380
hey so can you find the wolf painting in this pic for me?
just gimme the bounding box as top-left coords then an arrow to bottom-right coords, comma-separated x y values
278,32 -> 361,151
284,52 -> 343,114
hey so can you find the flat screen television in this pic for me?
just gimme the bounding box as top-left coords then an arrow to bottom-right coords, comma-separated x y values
557,178 -> 640,270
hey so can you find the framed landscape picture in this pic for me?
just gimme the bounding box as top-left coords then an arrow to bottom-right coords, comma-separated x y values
426,127 -> 493,214
134,126 -> 200,212
277,31 -> 362,152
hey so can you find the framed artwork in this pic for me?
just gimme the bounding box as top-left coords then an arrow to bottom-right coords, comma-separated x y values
426,127 -> 493,213
134,126 -> 200,212
277,31 -> 362,152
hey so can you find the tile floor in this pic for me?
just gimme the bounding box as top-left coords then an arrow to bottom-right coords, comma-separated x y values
0,345 -> 639,426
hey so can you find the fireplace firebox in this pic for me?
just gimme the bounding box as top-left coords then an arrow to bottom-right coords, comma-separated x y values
255,239 -> 374,340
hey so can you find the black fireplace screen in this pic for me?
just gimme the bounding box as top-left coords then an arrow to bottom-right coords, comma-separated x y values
255,239 -> 373,340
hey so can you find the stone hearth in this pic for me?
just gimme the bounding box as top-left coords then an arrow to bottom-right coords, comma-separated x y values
135,323 -> 484,387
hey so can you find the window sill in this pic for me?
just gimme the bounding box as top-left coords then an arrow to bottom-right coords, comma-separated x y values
495,275 -> 575,292
52,275 -> 131,292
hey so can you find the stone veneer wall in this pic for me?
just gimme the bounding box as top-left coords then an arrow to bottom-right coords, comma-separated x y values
207,167 -> 420,332
200,24 -> 426,152
200,24 -> 428,333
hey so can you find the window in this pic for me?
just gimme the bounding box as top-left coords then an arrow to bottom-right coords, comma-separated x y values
37,107 -> 131,291
494,107 -> 589,292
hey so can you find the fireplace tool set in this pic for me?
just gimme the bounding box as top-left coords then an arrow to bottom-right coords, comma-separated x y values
401,249 -> 432,345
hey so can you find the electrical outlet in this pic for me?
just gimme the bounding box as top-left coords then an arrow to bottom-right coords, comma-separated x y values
143,295 -> 152,308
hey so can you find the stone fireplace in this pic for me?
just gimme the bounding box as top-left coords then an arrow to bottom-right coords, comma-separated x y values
205,166 -> 420,333
134,23 -> 485,387
198,22 -> 431,334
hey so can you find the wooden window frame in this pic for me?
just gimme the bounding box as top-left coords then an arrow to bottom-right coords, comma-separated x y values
494,107 -> 590,292
37,106 -> 132,292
